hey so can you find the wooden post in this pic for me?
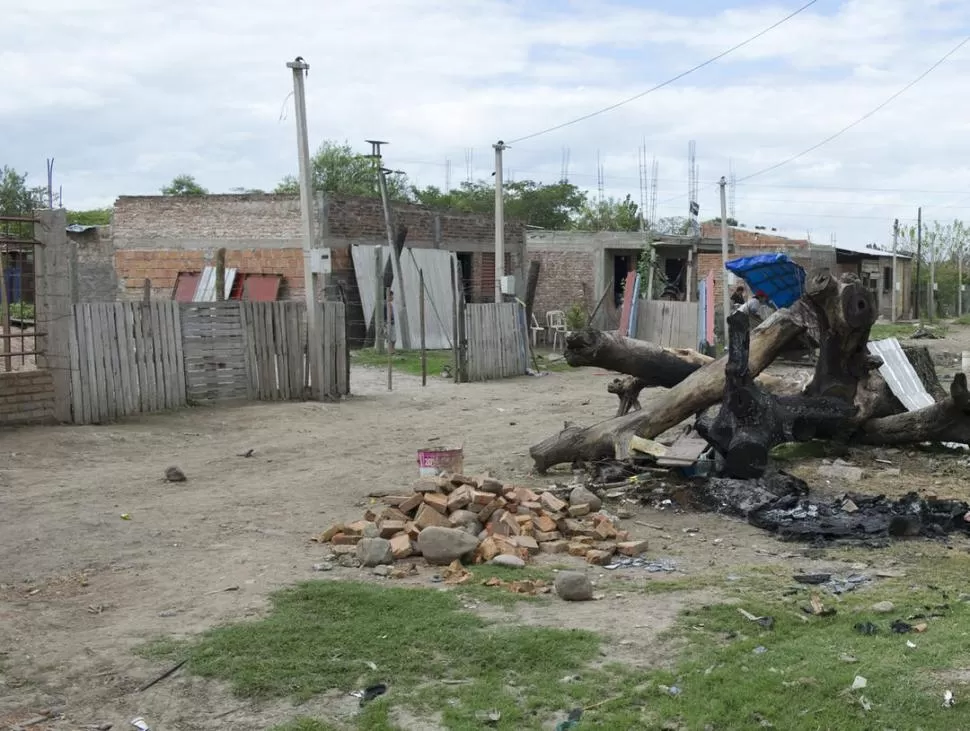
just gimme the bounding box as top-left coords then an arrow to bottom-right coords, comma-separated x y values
374,247 -> 385,354
386,286 -> 393,391
215,247 -> 226,302
0,252 -> 10,372
143,278 -> 151,304
419,268 -> 427,386
451,257 -> 459,384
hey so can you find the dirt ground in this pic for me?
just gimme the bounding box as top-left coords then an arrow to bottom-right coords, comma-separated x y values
2,362 -> 970,730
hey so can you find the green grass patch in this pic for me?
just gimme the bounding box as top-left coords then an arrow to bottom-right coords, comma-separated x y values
870,322 -> 948,340
149,580 -> 648,729
351,348 -> 454,378
5,302 -> 34,321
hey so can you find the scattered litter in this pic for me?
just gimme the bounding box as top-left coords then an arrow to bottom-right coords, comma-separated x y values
839,654 -> 858,663
555,708 -> 583,731
311,563 -> 333,572
350,683 -> 388,706
130,719 -> 151,731
944,690 -> 955,708
237,449 -> 254,458
793,573 -> 831,585
851,675 -> 868,690
138,659 -> 188,692
871,601 -> 894,613
753,646 -> 768,655
738,608 -> 775,629
858,695 -> 873,712
363,660 -> 378,671
823,574 -> 871,595
560,674 -> 582,684
120,513 -> 131,520
891,619 -> 913,634
854,621 -> 879,636
804,594 -> 836,617
605,557 -> 677,572
474,710 -> 502,725
204,585 -> 239,595
441,560 -> 471,585
914,622 -> 928,632
906,640 -> 917,649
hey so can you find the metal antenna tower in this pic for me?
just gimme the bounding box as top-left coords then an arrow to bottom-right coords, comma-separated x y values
596,150 -> 605,202
560,146 -> 571,182
445,159 -> 452,191
687,140 -> 699,236
464,148 -> 474,184
638,142 -> 648,230
649,157 -> 659,228
728,159 -> 737,221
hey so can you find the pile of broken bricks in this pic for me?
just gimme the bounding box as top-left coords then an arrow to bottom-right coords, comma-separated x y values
314,473 -> 649,568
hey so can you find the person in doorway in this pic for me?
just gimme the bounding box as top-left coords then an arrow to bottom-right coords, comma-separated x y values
730,284 -> 746,307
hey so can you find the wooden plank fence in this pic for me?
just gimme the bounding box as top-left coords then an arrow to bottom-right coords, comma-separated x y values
68,302 -> 186,424
463,302 -> 529,382
68,301 -> 348,424
633,300 -> 699,350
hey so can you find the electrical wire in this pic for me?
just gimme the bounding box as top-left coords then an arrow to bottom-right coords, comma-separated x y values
737,32 -> 970,183
506,0 -> 819,144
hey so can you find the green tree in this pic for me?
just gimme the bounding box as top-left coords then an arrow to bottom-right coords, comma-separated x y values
67,209 -> 112,226
229,186 -> 266,194
650,216 -> 691,235
574,194 -> 641,232
161,174 -> 208,196
275,140 -> 411,200
0,166 -> 32,215
412,179 -> 587,230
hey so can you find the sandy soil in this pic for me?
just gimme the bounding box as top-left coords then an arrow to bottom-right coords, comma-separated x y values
1,363 -> 967,730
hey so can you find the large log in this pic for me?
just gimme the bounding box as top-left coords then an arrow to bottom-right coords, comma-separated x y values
695,310 -> 856,478
854,373 -> 970,445
564,329 -> 711,388
529,304 -> 813,472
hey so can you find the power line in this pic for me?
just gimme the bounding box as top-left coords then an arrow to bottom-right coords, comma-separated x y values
737,32 -> 970,184
506,0 -> 819,144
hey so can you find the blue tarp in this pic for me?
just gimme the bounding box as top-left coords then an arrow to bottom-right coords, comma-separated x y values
725,253 -> 806,308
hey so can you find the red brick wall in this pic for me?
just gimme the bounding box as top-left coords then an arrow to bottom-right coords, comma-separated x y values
529,250 -> 596,323
0,370 -> 55,425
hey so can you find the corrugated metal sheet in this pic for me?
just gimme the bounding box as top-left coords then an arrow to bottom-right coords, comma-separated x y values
173,272 -> 200,303
351,245 -> 457,350
241,274 -> 281,302
193,266 -> 237,302
867,337 -> 934,411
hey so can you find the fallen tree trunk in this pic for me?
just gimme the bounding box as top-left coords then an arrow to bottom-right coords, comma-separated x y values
529,304 -> 813,472
564,329 -> 711,388
695,310 -> 856,479
854,372 -> 970,445
608,376 -> 648,416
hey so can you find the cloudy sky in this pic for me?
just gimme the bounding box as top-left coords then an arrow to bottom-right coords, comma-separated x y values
5,0 -> 970,246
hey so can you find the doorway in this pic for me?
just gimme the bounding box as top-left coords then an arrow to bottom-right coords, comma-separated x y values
613,254 -> 632,306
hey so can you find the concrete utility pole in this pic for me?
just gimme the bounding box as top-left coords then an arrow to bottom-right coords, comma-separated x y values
930,223 -> 937,321
891,218 -> 898,322
286,57 -> 318,339
493,140 -> 508,304
718,176 -> 730,345
367,140 -> 411,350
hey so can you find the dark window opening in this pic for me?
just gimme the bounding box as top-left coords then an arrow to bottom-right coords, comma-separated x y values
613,254 -> 631,306
883,266 -> 892,292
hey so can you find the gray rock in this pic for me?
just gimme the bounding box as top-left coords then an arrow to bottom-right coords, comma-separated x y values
555,571 -> 594,601
372,565 -> 392,577
356,537 -> 394,567
164,466 -> 187,482
337,554 -> 361,568
817,464 -> 863,483
417,526 -> 481,566
460,521 -> 484,536
311,562 -> 333,572
449,510 -> 479,527
490,555 -> 526,568
570,486 -> 602,512
871,600 -> 894,613
362,522 -> 380,538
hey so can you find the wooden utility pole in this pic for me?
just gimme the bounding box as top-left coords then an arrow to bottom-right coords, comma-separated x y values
215,247 -> 226,302
493,140 -> 507,303
286,56 -> 322,391
367,140 -> 411,349
915,207 -> 922,322
718,177 -> 730,344
891,219 -> 898,322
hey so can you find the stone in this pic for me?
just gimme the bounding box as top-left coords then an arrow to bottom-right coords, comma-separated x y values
568,503 -> 591,517
398,493 -> 423,515
164,466 -> 187,482
372,565 -> 392,577
379,520 -> 406,538
389,533 -> 413,559
363,522 -> 380,538
460,521 -> 484,536
585,549 -> 613,566
417,526 -> 481,566
449,509 -> 479,527
447,486 -> 473,512
555,571 -> 594,601
514,535 -> 540,554
423,492 -> 449,514
817,464 -> 864,483
567,542 -> 590,557
534,530 -> 563,542
872,601 -> 895,613
617,539 -> 648,556
540,491 -> 568,514
331,533 -> 362,546
318,524 -> 344,542
570,486 -> 602,512
356,538 -> 394,567
534,514 -> 558,533
490,554 -> 526,568
337,553 -> 360,567
477,477 -> 505,494
476,537 -> 500,562
539,540 -> 569,554
414,504 -> 450,530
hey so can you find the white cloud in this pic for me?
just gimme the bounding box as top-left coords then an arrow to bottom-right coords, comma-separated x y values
3,0 -> 970,245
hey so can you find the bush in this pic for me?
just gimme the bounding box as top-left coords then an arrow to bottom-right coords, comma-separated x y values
565,303 -> 588,330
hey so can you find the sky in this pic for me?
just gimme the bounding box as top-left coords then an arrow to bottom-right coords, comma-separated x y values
4,0 -> 970,247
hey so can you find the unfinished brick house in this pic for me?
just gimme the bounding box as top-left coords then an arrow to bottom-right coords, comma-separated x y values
98,193 -> 525,345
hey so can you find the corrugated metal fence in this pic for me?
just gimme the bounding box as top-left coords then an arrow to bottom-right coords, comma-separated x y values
67,301 -> 348,424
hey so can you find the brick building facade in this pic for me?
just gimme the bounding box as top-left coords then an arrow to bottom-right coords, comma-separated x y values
101,193 -> 525,345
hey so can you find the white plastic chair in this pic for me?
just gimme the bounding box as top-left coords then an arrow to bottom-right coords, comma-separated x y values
530,313 -> 545,347
546,310 -> 567,350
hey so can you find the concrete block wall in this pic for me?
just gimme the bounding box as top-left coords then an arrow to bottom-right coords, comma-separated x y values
67,225 -> 119,302
0,370 -> 55,425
